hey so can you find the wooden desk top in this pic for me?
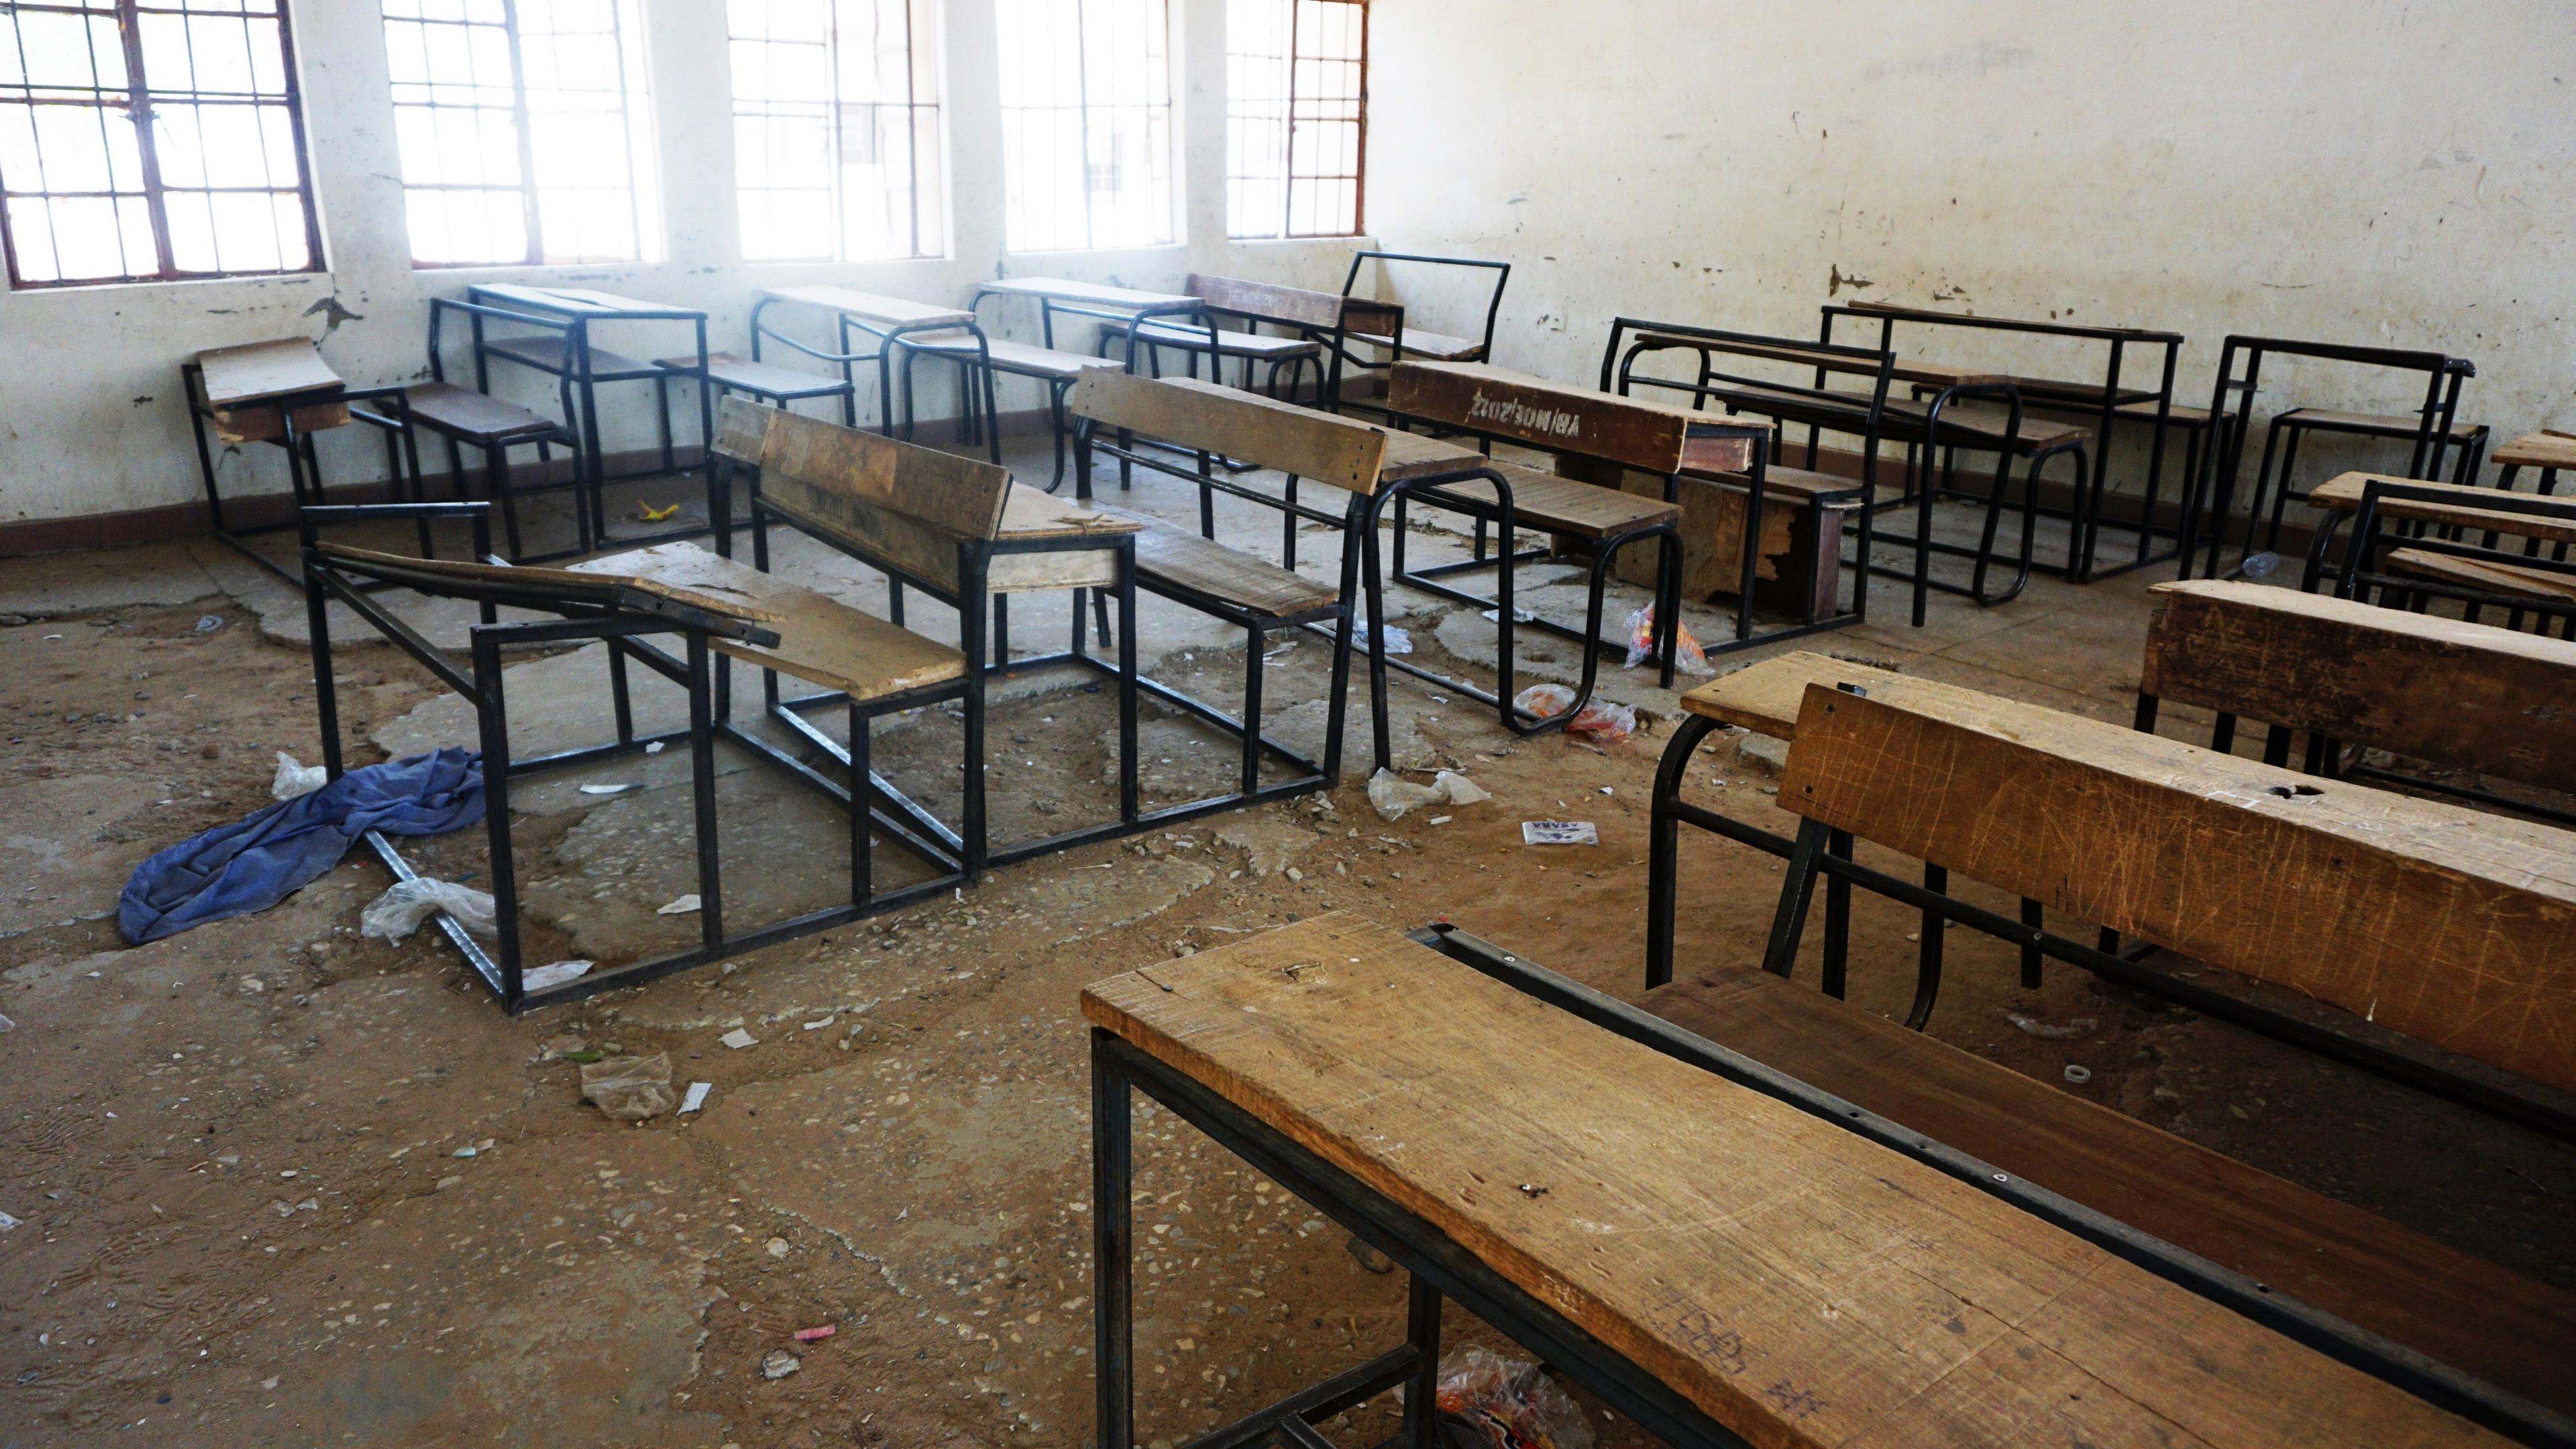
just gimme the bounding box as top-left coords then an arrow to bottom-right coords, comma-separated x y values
470,282 -> 700,319
198,337 -> 343,409
2311,472 -> 2576,547
1677,651 -> 1904,736
2494,431 -> 2576,471
977,276 -> 1199,311
1084,913 -> 2505,1449
1389,360 -> 1756,475
764,284 -> 976,331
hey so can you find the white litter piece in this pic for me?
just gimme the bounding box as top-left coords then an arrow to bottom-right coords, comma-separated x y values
1352,621 -> 1412,655
1479,606 -> 1538,624
579,783 -> 634,796
656,894 -> 702,916
679,1081 -> 712,1114
521,960 -> 593,992
2007,1013 -> 2097,1040
270,752 -> 327,800
0,1211 -> 19,1231
1521,820 -> 1599,846
1366,768 -> 1489,822
1428,815 -> 1452,825
2062,1065 -> 2094,1085
803,1018 -> 834,1030
1620,601 -> 1715,676
645,741 -> 666,755
360,877 -> 496,945
719,1028 -> 759,1051
0,1013 -> 13,1034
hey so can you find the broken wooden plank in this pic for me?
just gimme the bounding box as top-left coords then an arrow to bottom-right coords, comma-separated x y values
573,544 -> 963,700
2142,579 -> 2576,789
1083,912 -> 2507,1449
1778,677 -> 2576,1095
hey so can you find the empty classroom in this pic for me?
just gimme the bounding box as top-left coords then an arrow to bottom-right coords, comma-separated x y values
1,3 -> 2570,1446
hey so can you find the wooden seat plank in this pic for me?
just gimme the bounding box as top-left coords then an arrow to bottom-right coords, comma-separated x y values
315,543 -> 780,627
1084,913 -> 2506,1449
2117,398 -> 2215,426
1681,461 -> 1871,509
1116,319 -> 1323,358
1639,966 -> 2576,1418
573,543 -> 964,700
1778,676 -> 2576,1094
1095,506 -> 1338,617
1343,326 -> 1483,361
2385,549 -> 2576,605
662,352 -> 853,399
762,284 -> 975,330
1878,394 -> 2092,449
2279,408 -> 2485,443
1069,371 -> 1390,492
2493,432 -> 2576,471
2310,472 -> 2576,547
380,381 -> 559,443
483,333 -> 656,378
1371,428 -> 1488,484
978,276 -> 1197,310
903,331 -> 1125,379
1678,651 -> 1904,734
1413,459 -> 1680,537
2143,579 -> 2576,788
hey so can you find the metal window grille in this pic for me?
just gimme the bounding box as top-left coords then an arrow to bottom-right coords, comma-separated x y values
1224,0 -> 1362,240
729,0 -> 944,262
995,0 -> 1172,253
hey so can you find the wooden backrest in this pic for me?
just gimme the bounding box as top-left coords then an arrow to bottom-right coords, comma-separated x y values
714,396 -> 1012,540
2142,580 -> 2576,790
1085,913 -> 2506,1449
1387,360 -> 1750,474
1186,273 -> 1347,329
1776,676 -> 2576,1094
1066,371 -> 1389,493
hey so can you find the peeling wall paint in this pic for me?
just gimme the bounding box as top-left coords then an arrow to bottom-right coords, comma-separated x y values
1366,1 -> 2576,490
0,0 -> 1362,528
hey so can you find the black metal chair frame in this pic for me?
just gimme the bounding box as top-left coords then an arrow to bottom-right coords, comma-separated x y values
1322,250 -> 1510,420
1089,920 -> 2570,1449
182,362 -> 425,584
747,290 -> 979,441
1642,692 -> 2576,1148
2178,335 -> 2477,581
296,499 -> 967,1013
463,283 -> 720,554
370,297 -> 596,564
962,283 -> 1214,492
1823,303 -> 2190,583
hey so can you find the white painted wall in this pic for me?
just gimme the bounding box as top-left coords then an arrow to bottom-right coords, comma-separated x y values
1366,1 -> 2576,468
0,0 -> 1365,531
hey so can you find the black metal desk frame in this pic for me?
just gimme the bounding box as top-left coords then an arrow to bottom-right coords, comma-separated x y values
182,362 -> 423,582
1091,922 -> 2572,1449
967,282 -> 1212,490
297,499 -> 967,1014
1321,250 -> 1510,421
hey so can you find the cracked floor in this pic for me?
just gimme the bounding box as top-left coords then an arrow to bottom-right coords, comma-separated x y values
2,441 -> 2569,1447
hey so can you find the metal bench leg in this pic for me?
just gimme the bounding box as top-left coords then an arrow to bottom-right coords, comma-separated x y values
1091,1034 -> 1135,1449
1904,863 -> 1948,1030
1646,714 -> 1721,989
687,634 -> 724,952
849,702 -> 873,910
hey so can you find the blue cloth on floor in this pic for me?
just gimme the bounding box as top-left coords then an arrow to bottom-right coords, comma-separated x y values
118,749 -> 485,945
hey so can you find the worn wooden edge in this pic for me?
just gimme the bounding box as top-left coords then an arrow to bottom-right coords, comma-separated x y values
1677,651 -> 1904,735
315,541 -> 785,624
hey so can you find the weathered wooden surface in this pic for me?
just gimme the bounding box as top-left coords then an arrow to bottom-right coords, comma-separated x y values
2493,433 -> 2576,471
904,331 -> 1124,378
667,352 -> 853,398
716,398 -> 1012,541
1642,966 -> 2576,1419
2385,549 -> 2576,606
314,543 -> 780,625
1068,371 -> 1389,493
1187,273 -> 1350,329
575,544 -> 964,700
1678,651 -> 1903,735
199,338 -> 343,408
1343,323 -> 1482,361
1778,678 -> 2576,1095
2142,580 -> 2576,789
1371,428 -> 1488,484
394,382 -> 557,443
1083,913 -> 2506,1449
2279,408 -> 2483,443
1389,361 -> 1754,475
2310,472 -> 2576,548
763,284 -> 975,330
977,276 -> 1196,310
1097,507 -> 1338,617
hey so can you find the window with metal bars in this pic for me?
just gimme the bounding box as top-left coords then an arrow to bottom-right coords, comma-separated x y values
0,0 -> 321,288
729,0 -> 944,263
1225,0 -> 1362,240
994,0 -> 1173,254
379,0 -> 660,268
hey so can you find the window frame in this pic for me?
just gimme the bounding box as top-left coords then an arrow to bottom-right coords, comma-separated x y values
1225,0 -> 1366,242
0,0 -> 326,290
996,0 -> 1177,255
727,0 -> 949,265
382,0 -> 660,271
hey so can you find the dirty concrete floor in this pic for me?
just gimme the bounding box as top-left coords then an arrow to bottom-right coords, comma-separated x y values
2,442 -> 2570,1448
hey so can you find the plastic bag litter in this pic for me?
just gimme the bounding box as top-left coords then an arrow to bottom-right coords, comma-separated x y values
1432,1345 -> 1593,1449
1509,684 -> 1637,743
270,752 -> 328,800
360,877 -> 496,945
1367,768 -> 1489,822
524,959 -> 592,992
580,1051 -> 676,1121
1621,602 -> 1715,676
1353,621 -> 1413,655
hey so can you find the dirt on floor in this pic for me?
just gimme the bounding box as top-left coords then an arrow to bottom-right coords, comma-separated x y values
1,524 -> 2571,1449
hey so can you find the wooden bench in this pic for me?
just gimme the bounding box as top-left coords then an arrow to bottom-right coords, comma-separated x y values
2304,471 -> 2576,633
1086,912 -> 2532,1449
1092,274 -> 1334,398
1637,676 -> 2576,1438
2139,579 -> 2576,810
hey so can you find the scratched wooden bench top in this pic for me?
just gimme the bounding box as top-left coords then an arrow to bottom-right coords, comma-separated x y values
1082,912 -> 2505,1449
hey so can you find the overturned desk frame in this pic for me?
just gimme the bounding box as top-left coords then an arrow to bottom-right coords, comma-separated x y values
1644,653 -> 2576,1144
297,504 -> 979,1013
1089,919 -> 2565,1449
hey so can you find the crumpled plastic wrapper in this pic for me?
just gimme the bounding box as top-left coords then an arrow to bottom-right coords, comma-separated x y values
1368,768 -> 1491,822
580,1051 -> 677,1121
1433,1345 -> 1593,1449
